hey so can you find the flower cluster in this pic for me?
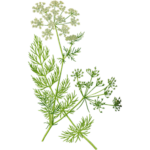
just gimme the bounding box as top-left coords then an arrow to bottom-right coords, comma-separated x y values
96,77 -> 105,87
86,67 -> 100,78
71,69 -> 84,81
30,0 -> 81,42
112,97 -> 122,111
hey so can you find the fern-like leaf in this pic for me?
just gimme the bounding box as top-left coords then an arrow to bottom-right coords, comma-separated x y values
60,114 -> 94,143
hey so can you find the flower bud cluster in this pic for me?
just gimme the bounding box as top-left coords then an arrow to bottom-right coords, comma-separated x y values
71,69 -> 84,81
112,97 -> 122,111
96,78 -> 105,87
86,67 -> 99,78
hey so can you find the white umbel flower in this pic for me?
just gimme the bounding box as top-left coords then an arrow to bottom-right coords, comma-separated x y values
57,24 -> 71,37
30,16 -> 44,30
69,15 -> 81,28
40,26 -> 55,42
31,1 -> 47,15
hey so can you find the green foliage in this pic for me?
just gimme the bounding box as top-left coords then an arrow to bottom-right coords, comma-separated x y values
27,34 -> 123,147
29,35 -> 61,127
54,73 -> 71,100
60,114 -> 94,143
66,30 -> 86,46
63,46 -> 81,62
56,57 -> 67,65
29,1 -> 122,149
62,30 -> 86,63
56,91 -> 78,118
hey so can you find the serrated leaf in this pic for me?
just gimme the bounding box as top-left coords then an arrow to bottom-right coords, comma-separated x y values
57,115 -> 95,144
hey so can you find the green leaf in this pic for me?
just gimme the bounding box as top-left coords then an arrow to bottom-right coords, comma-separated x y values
74,32 -> 85,42
57,75 -> 70,99
35,89 -> 60,127
56,57 -> 67,65
45,54 -> 60,87
62,43 -> 82,63
27,33 -> 61,129
60,114 -> 94,143
63,46 -> 81,62
29,35 -> 51,66
29,35 -> 56,78
66,30 -> 86,46
57,91 -> 78,118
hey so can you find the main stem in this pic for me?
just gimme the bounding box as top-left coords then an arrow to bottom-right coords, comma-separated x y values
53,26 -> 97,149
42,24 -> 97,149
41,25 -> 64,142
52,25 -> 64,124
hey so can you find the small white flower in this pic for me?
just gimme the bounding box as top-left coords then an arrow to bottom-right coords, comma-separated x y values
69,15 -> 81,28
40,26 -> 55,42
31,1 -> 47,15
31,1 -> 80,40
64,7 -> 81,17
56,15 -> 65,23
48,0 -> 67,12
30,16 -> 44,30
57,24 -> 71,37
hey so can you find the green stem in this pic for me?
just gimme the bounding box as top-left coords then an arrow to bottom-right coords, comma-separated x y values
41,26 -> 66,143
75,99 -> 85,112
40,114 -> 53,143
52,25 -> 64,125
55,25 -> 63,56
41,89 -> 104,143
85,100 -> 91,113
79,88 -> 84,96
40,121 -> 53,143
40,97 -> 84,143
86,93 -> 104,98
53,97 -> 84,125
87,86 -> 96,95
65,113 -> 97,150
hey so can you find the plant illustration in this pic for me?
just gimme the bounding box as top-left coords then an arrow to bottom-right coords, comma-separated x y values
27,0 -> 123,150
